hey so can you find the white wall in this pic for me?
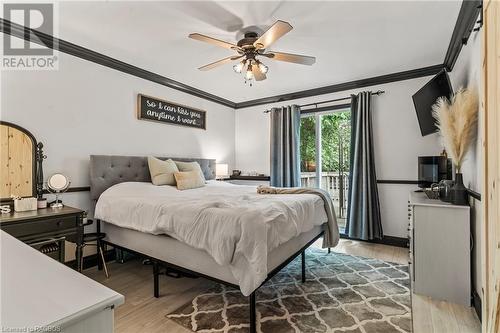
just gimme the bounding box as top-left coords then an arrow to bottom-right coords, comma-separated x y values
235,77 -> 442,238
448,31 -> 482,302
1,51 -> 236,216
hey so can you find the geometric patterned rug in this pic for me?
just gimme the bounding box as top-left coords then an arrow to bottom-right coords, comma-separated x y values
167,248 -> 412,333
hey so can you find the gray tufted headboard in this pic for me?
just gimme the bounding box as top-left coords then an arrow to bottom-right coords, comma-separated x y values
90,155 -> 216,200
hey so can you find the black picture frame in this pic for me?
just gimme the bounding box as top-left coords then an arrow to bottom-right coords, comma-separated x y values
137,94 -> 207,130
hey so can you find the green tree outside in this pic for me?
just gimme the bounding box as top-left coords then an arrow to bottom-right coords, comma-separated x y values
300,111 -> 351,172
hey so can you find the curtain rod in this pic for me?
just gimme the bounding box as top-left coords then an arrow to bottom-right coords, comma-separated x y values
263,90 -> 385,113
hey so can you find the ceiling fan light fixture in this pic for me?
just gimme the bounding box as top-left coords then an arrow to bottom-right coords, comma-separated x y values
257,61 -> 269,74
233,60 -> 245,73
245,65 -> 254,80
190,20 -> 316,85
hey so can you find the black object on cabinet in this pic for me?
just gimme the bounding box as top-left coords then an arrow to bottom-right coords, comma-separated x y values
418,156 -> 452,188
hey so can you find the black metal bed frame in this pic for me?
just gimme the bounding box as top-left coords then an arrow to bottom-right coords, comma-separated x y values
96,219 -> 330,333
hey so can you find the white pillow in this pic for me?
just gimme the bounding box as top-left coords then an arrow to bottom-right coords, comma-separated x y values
174,161 -> 206,182
147,157 -> 179,186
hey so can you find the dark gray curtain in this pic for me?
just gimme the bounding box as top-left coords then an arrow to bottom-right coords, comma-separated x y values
346,92 -> 383,240
270,105 -> 301,187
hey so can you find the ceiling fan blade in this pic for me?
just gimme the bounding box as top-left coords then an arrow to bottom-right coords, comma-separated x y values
189,33 -> 241,51
264,51 -> 316,65
251,64 -> 267,81
198,55 -> 243,71
253,20 -> 293,50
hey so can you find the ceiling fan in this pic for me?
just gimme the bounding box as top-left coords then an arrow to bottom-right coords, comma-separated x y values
189,20 -> 316,85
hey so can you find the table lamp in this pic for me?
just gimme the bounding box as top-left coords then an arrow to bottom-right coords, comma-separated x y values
216,163 -> 229,180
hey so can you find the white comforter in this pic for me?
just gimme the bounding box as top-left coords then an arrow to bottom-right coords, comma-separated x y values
94,181 -> 329,295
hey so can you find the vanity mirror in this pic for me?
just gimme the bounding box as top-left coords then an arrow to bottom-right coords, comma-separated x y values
0,121 -> 45,204
46,174 -> 70,208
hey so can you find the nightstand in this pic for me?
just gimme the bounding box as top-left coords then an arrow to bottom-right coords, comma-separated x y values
216,177 -> 231,181
227,175 -> 270,186
0,206 -> 85,271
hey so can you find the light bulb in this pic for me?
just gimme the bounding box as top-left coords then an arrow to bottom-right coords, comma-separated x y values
258,62 -> 268,74
233,60 -> 245,73
245,68 -> 254,80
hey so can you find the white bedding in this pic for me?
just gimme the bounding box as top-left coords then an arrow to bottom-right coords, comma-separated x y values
94,181 -> 330,295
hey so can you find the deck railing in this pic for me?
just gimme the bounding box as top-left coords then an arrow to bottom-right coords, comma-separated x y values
300,172 -> 349,219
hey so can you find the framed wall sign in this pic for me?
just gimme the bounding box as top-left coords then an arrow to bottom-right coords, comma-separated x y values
137,94 -> 206,130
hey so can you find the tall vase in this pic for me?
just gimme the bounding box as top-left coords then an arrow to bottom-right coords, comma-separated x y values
452,173 -> 468,205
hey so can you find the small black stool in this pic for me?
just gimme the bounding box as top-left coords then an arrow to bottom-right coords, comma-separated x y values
81,220 -> 109,278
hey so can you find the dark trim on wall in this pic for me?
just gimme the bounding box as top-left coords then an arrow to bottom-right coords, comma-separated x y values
47,184 -> 482,203
234,65 -> 444,109
66,186 -> 91,193
375,236 -> 409,248
467,188 -> 481,201
376,180 -> 419,185
443,0 -> 482,71
42,186 -> 90,194
66,249 -> 116,270
472,289 -> 482,322
340,234 -> 408,248
0,19 -> 236,108
229,175 -> 270,181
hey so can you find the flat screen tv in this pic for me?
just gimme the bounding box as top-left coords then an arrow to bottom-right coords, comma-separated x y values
412,70 -> 453,136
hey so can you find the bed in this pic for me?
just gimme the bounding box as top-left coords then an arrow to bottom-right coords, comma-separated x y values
90,155 -> 338,333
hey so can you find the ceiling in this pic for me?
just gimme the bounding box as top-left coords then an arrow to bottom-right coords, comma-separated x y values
57,1 -> 462,103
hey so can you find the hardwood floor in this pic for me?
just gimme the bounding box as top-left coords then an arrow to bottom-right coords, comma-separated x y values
84,239 -> 481,333
336,240 -> 481,333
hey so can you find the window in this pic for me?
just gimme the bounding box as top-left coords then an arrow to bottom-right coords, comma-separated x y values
300,108 -> 351,230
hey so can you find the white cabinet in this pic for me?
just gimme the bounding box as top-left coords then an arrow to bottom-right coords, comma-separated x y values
0,231 -> 124,333
408,191 -> 471,306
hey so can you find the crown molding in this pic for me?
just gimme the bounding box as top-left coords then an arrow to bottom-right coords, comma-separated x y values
443,0 -> 482,71
2,1 -> 474,111
0,19 -> 236,108
234,64 -> 444,109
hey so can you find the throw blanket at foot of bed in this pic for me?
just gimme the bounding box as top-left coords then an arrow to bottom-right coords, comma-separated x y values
257,185 -> 340,249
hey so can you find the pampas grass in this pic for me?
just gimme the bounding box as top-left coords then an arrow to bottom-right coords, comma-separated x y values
432,87 -> 478,172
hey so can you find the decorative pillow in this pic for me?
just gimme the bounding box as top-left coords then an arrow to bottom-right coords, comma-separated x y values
174,161 -> 206,182
147,156 -> 179,186
174,171 -> 205,190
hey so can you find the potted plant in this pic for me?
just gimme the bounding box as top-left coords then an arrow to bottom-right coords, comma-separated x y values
432,87 -> 478,205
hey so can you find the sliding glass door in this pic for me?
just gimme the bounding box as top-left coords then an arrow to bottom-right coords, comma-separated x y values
300,108 -> 351,230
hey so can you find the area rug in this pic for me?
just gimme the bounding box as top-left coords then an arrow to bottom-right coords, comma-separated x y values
167,248 -> 412,333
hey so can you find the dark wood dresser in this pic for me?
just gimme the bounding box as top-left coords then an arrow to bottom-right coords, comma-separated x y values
227,175 -> 271,186
0,206 -> 85,271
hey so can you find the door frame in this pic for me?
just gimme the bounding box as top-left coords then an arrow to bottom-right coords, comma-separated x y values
481,0 -> 500,330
